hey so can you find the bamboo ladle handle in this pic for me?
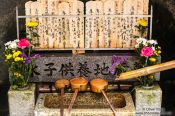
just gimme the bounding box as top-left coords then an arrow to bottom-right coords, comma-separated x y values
67,89 -> 79,116
60,88 -> 64,116
101,90 -> 118,116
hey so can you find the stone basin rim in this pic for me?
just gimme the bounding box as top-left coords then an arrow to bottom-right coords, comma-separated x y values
34,92 -> 135,115
44,92 -> 126,109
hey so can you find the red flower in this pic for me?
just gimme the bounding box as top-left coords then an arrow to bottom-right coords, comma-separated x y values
140,47 -> 153,57
18,38 -> 30,49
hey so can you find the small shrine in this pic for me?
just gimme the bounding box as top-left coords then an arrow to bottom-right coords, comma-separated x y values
3,0 -> 175,116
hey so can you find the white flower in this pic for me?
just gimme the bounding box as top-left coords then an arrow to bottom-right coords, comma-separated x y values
136,38 -> 147,45
14,39 -> 19,43
9,42 -> 18,49
135,44 -> 139,48
147,40 -> 158,45
4,39 -> 19,49
151,46 -> 156,51
5,41 -> 12,46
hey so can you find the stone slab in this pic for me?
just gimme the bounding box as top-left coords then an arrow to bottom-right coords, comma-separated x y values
8,84 -> 36,116
135,84 -> 162,116
31,52 -> 137,82
31,52 -> 160,82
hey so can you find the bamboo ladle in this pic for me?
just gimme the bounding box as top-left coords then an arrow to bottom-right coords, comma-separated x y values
116,60 -> 175,80
55,79 -> 69,116
67,77 -> 88,116
90,79 -> 117,116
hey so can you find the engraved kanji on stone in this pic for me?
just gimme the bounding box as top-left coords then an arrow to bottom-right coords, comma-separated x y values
32,65 -> 40,77
77,62 -> 91,77
59,62 -> 74,76
94,63 -> 110,76
44,63 -> 56,76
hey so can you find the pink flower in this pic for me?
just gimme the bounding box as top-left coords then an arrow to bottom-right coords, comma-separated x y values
140,47 -> 153,57
18,38 -> 30,49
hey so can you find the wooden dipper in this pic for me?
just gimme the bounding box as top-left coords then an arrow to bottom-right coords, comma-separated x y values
67,77 -> 88,116
90,79 -> 117,116
55,79 -> 69,90
55,79 -> 69,116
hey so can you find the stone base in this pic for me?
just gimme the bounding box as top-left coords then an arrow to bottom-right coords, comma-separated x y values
135,84 -> 162,116
8,84 -> 36,116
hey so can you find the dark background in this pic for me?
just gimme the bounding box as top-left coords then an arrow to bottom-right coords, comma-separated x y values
0,0 -> 175,115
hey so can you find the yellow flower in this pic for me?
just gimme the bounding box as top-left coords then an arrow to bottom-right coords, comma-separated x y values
13,51 -> 21,58
149,57 -> 156,62
6,54 -> 12,60
26,21 -> 38,27
149,75 -> 154,79
138,19 -> 148,27
14,72 -> 21,78
12,50 -> 16,53
158,50 -> 161,54
154,51 -> 160,56
14,57 -> 23,62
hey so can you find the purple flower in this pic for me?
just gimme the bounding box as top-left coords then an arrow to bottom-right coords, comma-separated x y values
31,54 -> 41,59
109,63 -> 116,74
20,53 -> 31,65
20,53 -> 28,59
108,55 -> 128,74
25,58 -> 31,65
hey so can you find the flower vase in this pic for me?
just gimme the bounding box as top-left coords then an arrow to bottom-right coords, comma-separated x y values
8,83 -> 35,116
8,67 -> 32,89
135,83 -> 162,116
141,85 -> 155,89
139,75 -> 155,88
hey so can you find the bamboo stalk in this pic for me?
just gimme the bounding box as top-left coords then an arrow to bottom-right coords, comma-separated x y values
116,60 -> 175,80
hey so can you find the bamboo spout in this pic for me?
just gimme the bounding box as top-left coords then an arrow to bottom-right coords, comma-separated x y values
116,60 -> 175,81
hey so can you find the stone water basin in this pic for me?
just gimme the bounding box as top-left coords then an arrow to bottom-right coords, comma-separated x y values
34,92 -> 135,116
